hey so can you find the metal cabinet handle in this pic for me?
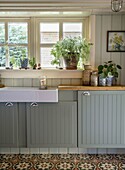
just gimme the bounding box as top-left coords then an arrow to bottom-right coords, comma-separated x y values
5,102 -> 13,107
30,102 -> 38,107
82,91 -> 90,96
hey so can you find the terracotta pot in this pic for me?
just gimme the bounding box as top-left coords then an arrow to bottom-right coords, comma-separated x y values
63,55 -> 78,70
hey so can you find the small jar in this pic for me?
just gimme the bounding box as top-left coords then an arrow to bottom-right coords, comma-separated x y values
39,76 -> 47,89
91,71 -> 98,86
82,65 -> 92,85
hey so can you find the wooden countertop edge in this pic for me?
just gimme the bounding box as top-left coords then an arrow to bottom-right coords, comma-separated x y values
58,85 -> 125,90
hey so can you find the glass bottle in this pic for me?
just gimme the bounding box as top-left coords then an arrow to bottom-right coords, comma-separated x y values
91,71 -> 98,86
39,76 -> 47,89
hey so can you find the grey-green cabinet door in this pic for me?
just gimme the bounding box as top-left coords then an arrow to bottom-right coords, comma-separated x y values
27,102 -> 77,148
78,91 -> 125,148
0,103 -> 18,147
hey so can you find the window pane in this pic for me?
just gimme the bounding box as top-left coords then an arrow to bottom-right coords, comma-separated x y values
0,23 -> 5,44
8,22 -> 28,44
40,47 -> 55,67
63,23 -> 82,38
0,47 -> 6,67
40,23 -> 59,44
9,46 -> 28,68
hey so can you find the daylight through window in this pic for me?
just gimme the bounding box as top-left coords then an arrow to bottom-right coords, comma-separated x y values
40,21 -> 83,68
0,22 -> 28,68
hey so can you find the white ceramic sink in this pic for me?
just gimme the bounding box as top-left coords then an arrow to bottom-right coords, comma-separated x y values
0,87 -> 58,102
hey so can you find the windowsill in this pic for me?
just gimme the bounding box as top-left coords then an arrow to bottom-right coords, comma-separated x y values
0,68 -> 83,78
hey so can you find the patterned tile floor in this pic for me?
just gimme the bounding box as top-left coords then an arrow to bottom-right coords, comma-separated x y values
0,154 -> 125,170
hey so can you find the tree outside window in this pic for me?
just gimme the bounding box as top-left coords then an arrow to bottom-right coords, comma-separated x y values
0,22 -> 28,68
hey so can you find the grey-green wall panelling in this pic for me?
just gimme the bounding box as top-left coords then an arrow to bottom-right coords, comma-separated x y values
59,91 -> 78,101
3,78 -> 13,87
26,102 -> 77,148
23,79 -> 32,87
18,103 -> 27,147
78,91 -> 125,148
13,78 -> 23,87
0,103 -> 18,147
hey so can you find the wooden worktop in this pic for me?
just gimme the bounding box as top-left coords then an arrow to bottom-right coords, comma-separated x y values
58,85 -> 125,91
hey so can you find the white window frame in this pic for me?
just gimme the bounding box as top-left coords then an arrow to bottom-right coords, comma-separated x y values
0,18 -> 30,68
0,16 -> 89,69
35,17 -> 89,68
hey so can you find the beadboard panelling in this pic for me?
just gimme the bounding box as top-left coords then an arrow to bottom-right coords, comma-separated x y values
0,103 -> 18,147
79,91 -> 125,148
121,14 -> 125,85
1,148 -> 125,154
101,15 -> 111,63
13,78 -> 24,87
26,102 -> 77,148
23,79 -> 32,87
94,14 -> 125,85
1,78 -> 81,87
95,15 -> 102,66
19,148 -> 30,154
0,69 -> 82,78
111,15 -> 122,85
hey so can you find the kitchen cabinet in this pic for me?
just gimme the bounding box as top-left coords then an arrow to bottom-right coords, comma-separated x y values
0,102 -> 18,147
26,102 -> 77,147
78,91 -> 125,148
0,91 -> 78,148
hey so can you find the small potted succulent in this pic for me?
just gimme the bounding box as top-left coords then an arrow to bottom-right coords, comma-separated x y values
98,60 -> 122,86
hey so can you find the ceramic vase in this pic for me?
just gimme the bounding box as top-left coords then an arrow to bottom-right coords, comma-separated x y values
20,58 -> 28,69
106,77 -> 113,86
99,77 -> 106,86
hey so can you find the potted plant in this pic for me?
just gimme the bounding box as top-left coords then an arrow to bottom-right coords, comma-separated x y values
20,57 -> 28,69
29,57 -> 37,69
98,60 -> 122,86
9,47 -> 28,69
51,36 -> 93,69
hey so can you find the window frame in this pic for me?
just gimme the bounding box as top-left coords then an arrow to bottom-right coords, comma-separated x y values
0,18 -> 30,68
35,17 -> 89,68
0,16 -> 89,69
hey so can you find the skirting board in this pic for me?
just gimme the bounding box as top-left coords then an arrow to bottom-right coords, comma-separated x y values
0,148 -> 125,154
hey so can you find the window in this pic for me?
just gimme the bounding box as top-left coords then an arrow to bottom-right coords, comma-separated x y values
0,23 -> 5,67
40,23 -> 59,67
63,23 -> 82,38
40,20 -> 84,68
0,21 -> 28,68
0,17 -> 87,69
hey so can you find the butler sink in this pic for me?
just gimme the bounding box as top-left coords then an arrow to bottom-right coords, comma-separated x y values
0,87 -> 58,102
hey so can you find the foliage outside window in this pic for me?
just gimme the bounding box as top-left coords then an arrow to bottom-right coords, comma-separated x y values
0,18 -> 86,69
0,22 -> 28,68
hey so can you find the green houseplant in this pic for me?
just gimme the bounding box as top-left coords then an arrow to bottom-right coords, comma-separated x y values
51,36 -> 93,69
29,57 -> 37,69
98,60 -> 122,86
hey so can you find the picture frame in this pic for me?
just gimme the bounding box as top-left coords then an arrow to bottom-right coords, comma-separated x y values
107,31 -> 125,52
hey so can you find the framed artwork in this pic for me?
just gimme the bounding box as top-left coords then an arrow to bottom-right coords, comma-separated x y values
107,31 -> 125,52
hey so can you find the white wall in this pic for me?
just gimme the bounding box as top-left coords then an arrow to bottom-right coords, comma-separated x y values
90,14 -> 125,85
